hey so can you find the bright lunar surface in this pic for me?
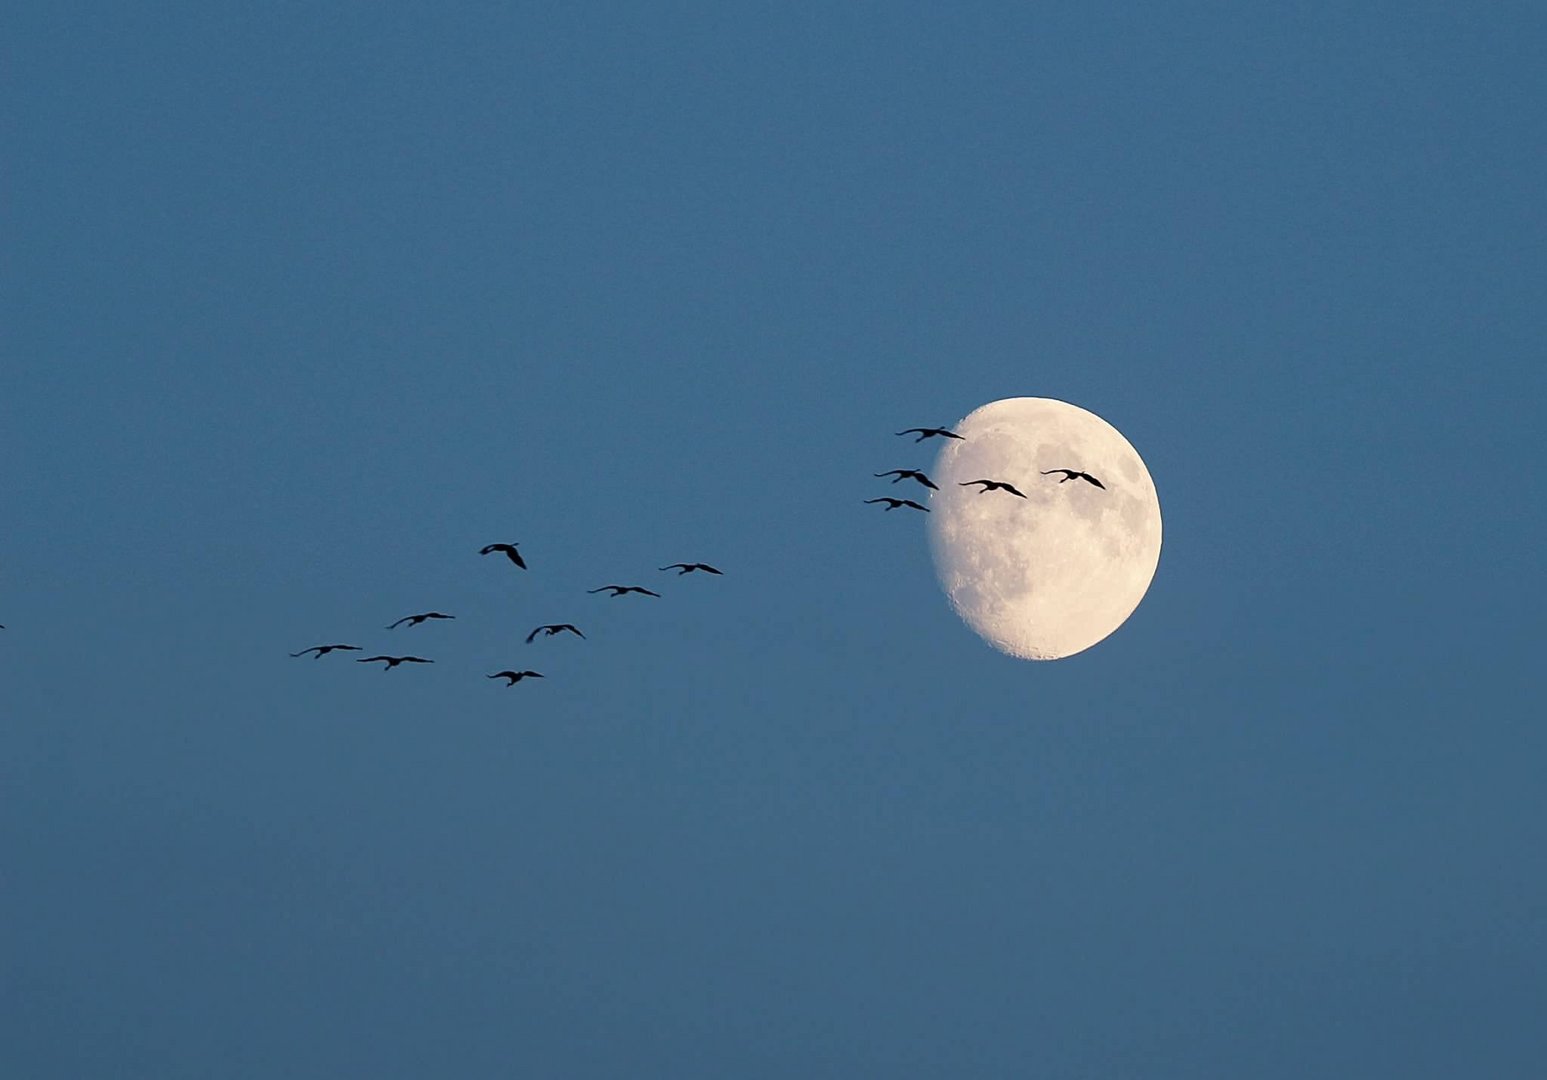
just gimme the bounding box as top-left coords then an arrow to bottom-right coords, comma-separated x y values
928,397 -> 1162,660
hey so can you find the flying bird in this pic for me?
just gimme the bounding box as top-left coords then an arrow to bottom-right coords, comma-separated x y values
1041,469 -> 1106,490
865,497 -> 930,512
525,623 -> 585,643
959,479 -> 1028,498
289,644 -> 363,659
873,469 -> 939,490
659,562 -> 723,575
488,670 -> 544,686
588,585 -> 661,597
387,611 -> 455,629
480,543 -> 527,569
356,655 -> 434,670
895,427 -> 964,442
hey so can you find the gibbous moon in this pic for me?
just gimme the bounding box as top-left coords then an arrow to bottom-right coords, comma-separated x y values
928,397 -> 1161,660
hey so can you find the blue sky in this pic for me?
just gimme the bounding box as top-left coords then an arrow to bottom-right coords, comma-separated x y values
4,3 -> 1543,1076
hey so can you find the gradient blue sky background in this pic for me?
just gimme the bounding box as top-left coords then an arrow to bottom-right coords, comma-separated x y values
5,4 -> 1543,1076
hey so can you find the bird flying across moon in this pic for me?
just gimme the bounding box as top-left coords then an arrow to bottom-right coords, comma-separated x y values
929,397 -> 1160,660
959,479 -> 1028,498
289,644 -> 363,659
357,655 -> 434,670
896,426 -> 964,443
874,469 -> 939,490
865,497 -> 930,512
480,542 -> 527,568
1040,469 -> 1106,490
488,670 -> 544,686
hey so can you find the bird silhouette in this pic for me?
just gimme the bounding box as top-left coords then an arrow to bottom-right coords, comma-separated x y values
480,543 -> 527,569
588,585 -> 661,597
387,611 -> 455,629
895,427 -> 964,442
488,670 -> 544,686
873,469 -> 939,490
357,655 -> 434,670
659,562 -> 723,575
959,479 -> 1028,498
525,623 -> 585,643
865,497 -> 930,512
289,644 -> 363,659
1041,469 -> 1106,490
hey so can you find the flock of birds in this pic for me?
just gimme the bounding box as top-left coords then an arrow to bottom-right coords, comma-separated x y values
865,426 -> 1106,514
0,426 -> 1105,662
286,543 -> 724,687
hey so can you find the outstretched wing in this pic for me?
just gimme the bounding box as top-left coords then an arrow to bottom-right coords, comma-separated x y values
903,500 -> 930,512
290,647 -> 321,657
506,549 -> 527,568
386,616 -> 411,629
525,627 -> 542,644
358,655 -> 391,663
1082,474 -> 1106,489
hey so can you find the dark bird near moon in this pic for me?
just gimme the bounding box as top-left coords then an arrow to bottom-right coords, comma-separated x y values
525,623 -> 585,643
959,479 -> 1028,498
387,611 -> 455,629
480,543 -> 527,568
289,644 -> 363,659
874,469 -> 939,490
588,585 -> 661,597
865,497 -> 930,512
659,563 -> 723,575
488,670 -> 544,686
896,427 -> 964,442
1041,469 -> 1106,490
357,655 -> 434,670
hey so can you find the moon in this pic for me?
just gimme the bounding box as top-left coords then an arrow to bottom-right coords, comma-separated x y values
927,397 -> 1161,660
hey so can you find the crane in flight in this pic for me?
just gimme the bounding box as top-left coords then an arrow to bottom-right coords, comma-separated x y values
480,543 -> 527,569
895,426 -> 963,443
659,562 -> 723,576
865,497 -> 930,512
387,611 -> 455,629
357,655 -> 434,671
588,585 -> 661,597
488,670 -> 544,686
873,469 -> 939,490
1040,469 -> 1106,490
525,623 -> 585,643
959,479 -> 1028,498
289,644 -> 362,659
